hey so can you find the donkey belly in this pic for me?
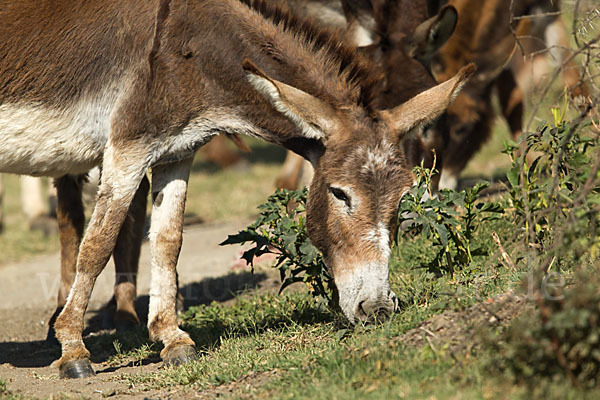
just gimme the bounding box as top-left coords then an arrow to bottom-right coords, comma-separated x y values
0,102 -> 110,178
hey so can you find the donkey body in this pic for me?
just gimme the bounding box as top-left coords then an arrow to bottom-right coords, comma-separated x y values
0,0 -> 472,378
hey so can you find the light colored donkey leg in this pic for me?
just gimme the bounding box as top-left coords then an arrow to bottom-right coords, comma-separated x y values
298,159 -> 314,188
45,175 -> 86,344
53,146 -> 149,378
111,174 -> 149,331
275,151 -> 305,189
147,157 -> 197,365
21,176 -> 56,233
20,176 -> 46,220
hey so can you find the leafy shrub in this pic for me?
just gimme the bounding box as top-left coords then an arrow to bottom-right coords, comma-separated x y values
221,188 -> 334,303
503,117 -> 600,262
398,165 -> 504,277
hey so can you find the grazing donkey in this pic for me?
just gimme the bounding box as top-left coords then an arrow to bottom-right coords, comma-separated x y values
432,0 -> 587,189
273,0 -> 459,190
0,0 -> 473,378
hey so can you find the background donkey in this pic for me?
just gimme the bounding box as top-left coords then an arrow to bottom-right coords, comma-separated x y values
0,0 -> 472,378
272,0 -> 458,191
432,0 -> 588,189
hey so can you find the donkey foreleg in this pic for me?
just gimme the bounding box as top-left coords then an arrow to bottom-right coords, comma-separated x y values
53,148 -> 149,378
496,69 -> 524,140
147,157 -> 197,366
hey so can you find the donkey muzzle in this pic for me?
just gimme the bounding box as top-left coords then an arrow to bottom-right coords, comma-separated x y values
355,289 -> 398,323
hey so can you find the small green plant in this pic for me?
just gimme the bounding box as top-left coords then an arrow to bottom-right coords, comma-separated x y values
113,339 -> 123,357
221,188 -> 333,302
397,165 -> 504,277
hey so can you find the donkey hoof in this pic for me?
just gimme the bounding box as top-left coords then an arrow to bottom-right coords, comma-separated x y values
59,358 -> 95,379
163,344 -> 198,367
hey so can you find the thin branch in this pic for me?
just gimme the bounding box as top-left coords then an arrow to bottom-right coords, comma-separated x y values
512,11 -> 563,20
525,32 -> 600,132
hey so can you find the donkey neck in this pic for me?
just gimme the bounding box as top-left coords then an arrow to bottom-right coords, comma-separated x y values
166,0 -> 379,140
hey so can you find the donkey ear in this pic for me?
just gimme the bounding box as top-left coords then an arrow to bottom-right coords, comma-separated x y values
242,59 -> 337,163
381,63 -> 476,135
405,5 -> 457,64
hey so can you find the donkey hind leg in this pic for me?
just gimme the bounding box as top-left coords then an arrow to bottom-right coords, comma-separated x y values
53,154 -> 148,379
147,157 -> 197,366
111,174 -> 149,331
46,175 -> 86,344
275,151 -> 306,190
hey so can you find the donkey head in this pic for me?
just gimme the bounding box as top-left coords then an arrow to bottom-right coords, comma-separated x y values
243,60 -> 475,323
340,0 -> 457,107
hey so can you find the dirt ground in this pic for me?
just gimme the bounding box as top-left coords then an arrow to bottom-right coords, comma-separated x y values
398,292 -> 531,353
0,221 -> 282,399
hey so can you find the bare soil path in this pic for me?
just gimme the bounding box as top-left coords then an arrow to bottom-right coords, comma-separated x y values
0,220 -> 278,399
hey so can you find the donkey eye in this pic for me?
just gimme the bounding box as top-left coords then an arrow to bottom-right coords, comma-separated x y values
329,187 -> 351,207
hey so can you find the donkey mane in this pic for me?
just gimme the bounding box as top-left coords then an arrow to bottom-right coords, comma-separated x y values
238,0 -> 381,111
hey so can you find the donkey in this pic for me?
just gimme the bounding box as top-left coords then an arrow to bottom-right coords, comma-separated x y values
273,0 -> 458,190
431,0 -> 587,189
0,0 -> 473,378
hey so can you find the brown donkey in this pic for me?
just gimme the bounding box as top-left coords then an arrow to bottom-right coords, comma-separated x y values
0,0 -> 473,378
432,0 -> 587,189
273,0 -> 459,190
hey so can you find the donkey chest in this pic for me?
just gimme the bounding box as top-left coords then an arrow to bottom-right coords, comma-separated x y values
0,99 -> 113,177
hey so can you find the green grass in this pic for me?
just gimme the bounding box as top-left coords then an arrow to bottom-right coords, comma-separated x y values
0,378 -> 26,400
98,216 -> 542,399
104,248 -> 599,399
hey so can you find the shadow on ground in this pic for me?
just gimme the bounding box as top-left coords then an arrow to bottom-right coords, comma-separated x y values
0,269 -> 331,373
0,270 -> 270,368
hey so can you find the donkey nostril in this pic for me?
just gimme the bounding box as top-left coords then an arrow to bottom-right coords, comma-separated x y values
388,291 -> 399,311
355,297 -> 396,324
357,300 -> 368,318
